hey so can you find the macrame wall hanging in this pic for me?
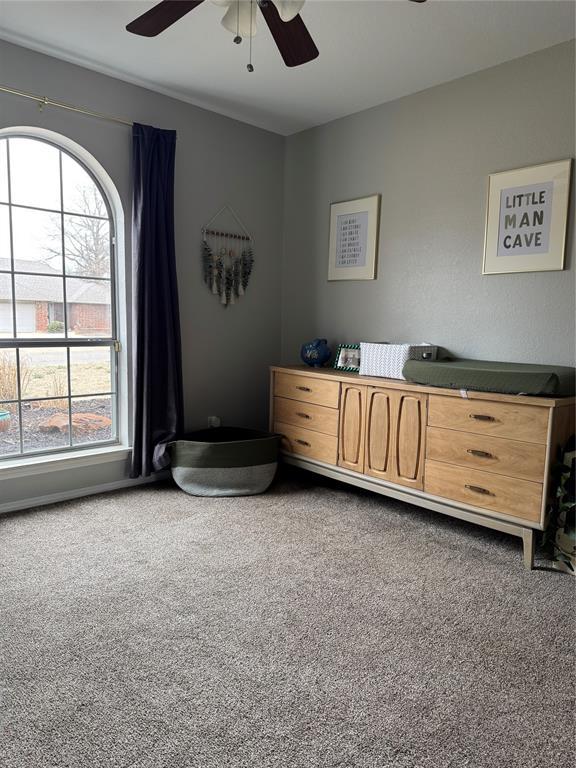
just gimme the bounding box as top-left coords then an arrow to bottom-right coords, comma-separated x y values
201,205 -> 254,307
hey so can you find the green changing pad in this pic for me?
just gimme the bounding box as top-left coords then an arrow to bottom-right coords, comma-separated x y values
403,358 -> 576,397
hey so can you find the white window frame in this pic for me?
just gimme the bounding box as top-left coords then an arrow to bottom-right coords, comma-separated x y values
0,126 -> 129,473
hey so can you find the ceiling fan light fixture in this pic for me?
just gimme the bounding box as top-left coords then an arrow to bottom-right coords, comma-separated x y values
275,0 -> 305,23
219,0 -> 259,38
215,0 -> 305,38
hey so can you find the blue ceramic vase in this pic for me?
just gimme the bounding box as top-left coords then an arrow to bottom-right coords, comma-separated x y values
300,339 -> 331,368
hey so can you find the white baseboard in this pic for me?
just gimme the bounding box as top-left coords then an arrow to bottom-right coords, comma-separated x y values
0,471 -> 170,515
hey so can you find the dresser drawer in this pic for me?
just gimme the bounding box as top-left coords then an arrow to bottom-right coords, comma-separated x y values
274,422 -> 338,465
426,426 -> 546,482
274,372 -> 340,408
428,395 -> 549,444
424,460 -> 542,522
273,397 -> 339,436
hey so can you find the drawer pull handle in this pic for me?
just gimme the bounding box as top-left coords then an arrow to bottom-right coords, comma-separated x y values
296,412 -> 311,419
467,449 -> 493,459
296,439 -> 310,447
469,413 -> 496,422
465,484 -> 493,496
296,386 -> 312,392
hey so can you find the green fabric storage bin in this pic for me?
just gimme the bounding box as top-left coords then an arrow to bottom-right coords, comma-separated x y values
169,427 -> 281,497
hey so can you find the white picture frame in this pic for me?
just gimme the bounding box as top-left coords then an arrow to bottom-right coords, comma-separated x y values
328,194 -> 381,281
483,159 -> 572,275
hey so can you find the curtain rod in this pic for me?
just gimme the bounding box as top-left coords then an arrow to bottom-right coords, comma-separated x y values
0,84 -> 133,127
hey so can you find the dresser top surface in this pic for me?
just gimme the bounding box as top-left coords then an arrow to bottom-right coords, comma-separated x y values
271,365 -> 575,408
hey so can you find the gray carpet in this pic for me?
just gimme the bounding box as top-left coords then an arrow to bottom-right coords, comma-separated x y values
1,469 -> 574,768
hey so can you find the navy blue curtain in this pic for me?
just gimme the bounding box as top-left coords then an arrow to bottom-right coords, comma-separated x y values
130,123 -> 184,478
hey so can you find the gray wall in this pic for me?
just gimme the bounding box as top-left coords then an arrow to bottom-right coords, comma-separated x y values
1,38 -> 574,510
281,41 -> 575,367
0,39 -> 284,506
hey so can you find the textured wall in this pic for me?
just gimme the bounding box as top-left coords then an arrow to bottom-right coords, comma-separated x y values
281,42 -> 575,367
0,40 -> 284,433
1,37 -> 575,511
0,39 -> 284,505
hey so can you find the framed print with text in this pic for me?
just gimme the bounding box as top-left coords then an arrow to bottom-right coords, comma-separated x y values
483,159 -> 572,275
328,194 -> 381,280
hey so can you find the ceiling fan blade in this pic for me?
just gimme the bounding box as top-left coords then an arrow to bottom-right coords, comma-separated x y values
126,0 -> 205,37
258,1 -> 319,68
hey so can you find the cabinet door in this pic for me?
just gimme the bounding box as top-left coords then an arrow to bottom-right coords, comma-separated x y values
338,384 -> 366,473
393,391 -> 426,489
365,387 -> 394,481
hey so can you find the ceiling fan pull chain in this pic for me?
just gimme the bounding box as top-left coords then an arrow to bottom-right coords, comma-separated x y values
247,0 -> 255,72
234,0 -> 242,44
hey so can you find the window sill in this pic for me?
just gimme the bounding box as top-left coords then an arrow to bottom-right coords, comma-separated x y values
0,445 -> 132,481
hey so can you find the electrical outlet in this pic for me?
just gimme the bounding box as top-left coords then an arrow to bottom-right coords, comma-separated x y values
208,416 -> 221,428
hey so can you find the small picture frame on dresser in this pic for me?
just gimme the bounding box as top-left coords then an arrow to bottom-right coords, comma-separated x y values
334,343 -> 361,372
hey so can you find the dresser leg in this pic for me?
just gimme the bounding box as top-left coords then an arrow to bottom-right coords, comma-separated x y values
522,528 -> 535,570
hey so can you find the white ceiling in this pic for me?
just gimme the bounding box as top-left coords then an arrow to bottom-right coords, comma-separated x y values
0,1 -> 574,135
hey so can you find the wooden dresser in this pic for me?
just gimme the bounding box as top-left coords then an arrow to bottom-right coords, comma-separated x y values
270,366 -> 575,569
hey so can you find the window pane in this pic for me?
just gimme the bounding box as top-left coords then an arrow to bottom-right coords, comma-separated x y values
0,402 -> 20,456
70,346 -> 113,395
62,153 -> 107,218
0,204 -> 10,269
64,214 -> 110,278
20,347 -> 68,400
71,395 -> 114,446
22,398 -> 70,453
14,275 -> 65,337
9,138 -> 61,210
0,273 -> 14,338
0,349 -> 17,399
66,277 -> 112,337
0,136 -> 119,462
0,141 -> 8,203
12,206 -> 63,274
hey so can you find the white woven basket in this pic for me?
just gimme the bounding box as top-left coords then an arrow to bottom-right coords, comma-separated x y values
359,342 -> 437,380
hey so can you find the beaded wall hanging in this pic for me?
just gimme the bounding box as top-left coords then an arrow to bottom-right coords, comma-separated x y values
201,206 -> 254,307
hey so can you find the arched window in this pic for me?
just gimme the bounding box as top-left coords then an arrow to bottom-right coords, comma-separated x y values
0,132 -> 123,459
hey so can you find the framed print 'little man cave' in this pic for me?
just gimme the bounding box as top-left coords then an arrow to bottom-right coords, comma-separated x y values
483,159 -> 572,275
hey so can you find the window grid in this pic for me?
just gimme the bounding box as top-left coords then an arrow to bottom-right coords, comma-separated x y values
0,135 -> 119,460
0,269 -> 112,282
0,199 -> 110,222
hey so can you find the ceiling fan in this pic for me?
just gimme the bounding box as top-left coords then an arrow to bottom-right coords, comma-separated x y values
126,0 -> 428,70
